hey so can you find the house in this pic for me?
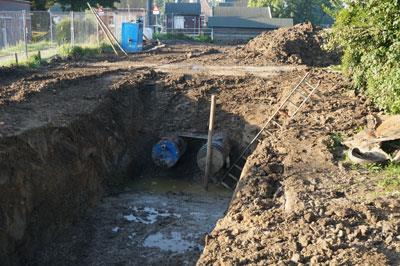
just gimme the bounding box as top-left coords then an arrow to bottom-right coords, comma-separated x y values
0,0 -> 31,48
208,7 -> 293,42
0,0 -> 30,11
165,2 -> 201,33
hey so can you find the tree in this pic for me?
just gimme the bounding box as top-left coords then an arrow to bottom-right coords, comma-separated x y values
28,0 -> 56,10
28,0 -> 119,11
247,0 -> 334,26
327,0 -> 400,113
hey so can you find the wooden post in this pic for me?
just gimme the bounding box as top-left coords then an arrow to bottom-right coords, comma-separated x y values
37,50 -> 41,62
15,53 -> 18,66
204,94 -> 216,190
87,3 -> 118,55
87,3 -> 127,56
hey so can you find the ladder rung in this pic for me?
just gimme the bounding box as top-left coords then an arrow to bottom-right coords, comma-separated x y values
304,80 -> 317,91
296,88 -> 308,98
221,181 -> 232,190
233,164 -> 242,171
263,129 -> 273,136
287,100 -> 299,108
271,120 -> 282,128
239,155 -> 247,161
228,173 -> 239,181
280,111 -> 290,119
303,85 -> 322,99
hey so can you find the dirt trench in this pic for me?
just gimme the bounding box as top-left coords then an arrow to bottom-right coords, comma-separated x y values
0,64 -> 287,265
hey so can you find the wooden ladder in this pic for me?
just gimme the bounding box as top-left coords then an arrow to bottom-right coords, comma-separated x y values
220,72 -> 320,190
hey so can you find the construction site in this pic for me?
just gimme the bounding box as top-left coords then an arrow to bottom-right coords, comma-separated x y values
1,1 -> 400,265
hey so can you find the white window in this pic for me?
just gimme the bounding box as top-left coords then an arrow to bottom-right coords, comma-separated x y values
173,16 -> 185,29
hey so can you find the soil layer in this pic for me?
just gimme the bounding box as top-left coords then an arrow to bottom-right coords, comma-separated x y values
0,41 -> 399,265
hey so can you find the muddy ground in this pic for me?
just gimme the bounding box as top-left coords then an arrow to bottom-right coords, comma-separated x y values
0,42 -> 399,265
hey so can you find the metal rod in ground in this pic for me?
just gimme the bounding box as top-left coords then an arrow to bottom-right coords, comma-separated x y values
204,95 -> 216,190
22,10 -> 28,59
87,3 -> 129,56
70,11 -> 75,46
15,53 -> 18,66
86,3 -> 118,56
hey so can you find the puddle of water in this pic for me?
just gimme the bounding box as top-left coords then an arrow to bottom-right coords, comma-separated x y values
143,231 -> 202,253
81,176 -> 232,265
123,206 -> 181,224
125,176 -> 231,197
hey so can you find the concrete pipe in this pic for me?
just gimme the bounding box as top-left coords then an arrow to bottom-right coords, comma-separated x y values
152,136 -> 187,168
197,134 -> 231,174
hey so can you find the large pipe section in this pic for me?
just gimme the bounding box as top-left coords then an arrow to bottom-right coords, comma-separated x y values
152,136 -> 187,168
197,134 -> 231,175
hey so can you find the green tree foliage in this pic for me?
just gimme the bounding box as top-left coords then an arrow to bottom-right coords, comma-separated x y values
28,0 -> 56,10
29,0 -> 119,11
55,15 -> 96,44
327,0 -> 400,113
56,0 -> 119,11
247,0 -> 334,25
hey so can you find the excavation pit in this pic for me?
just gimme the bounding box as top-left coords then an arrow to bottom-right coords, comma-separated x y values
0,68 -> 273,265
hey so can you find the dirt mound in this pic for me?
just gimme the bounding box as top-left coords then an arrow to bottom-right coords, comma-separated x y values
198,70 -> 400,265
234,23 -> 339,66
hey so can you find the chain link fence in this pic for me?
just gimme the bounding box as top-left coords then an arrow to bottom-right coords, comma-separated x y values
0,10 -> 147,67
0,9 -> 214,67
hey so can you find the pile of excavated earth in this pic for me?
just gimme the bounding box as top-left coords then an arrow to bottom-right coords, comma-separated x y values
198,70 -> 400,265
0,23 -> 399,266
233,22 -> 340,66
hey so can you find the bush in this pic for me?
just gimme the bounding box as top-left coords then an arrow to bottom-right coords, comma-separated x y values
153,32 -> 212,43
327,1 -> 400,114
25,53 -> 42,68
55,15 -> 97,45
58,43 -> 113,59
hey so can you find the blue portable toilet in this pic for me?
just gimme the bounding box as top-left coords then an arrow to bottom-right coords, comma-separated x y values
121,21 -> 143,53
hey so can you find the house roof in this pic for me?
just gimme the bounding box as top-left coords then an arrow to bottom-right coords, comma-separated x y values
213,7 -> 272,19
0,0 -> 31,5
165,3 -> 201,15
208,16 -> 293,29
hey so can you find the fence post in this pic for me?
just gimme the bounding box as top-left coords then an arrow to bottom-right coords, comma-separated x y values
15,53 -> 18,66
96,20 -> 99,44
49,11 -> 53,44
113,12 -> 117,38
70,11 -> 74,46
2,27 -> 7,47
22,10 -> 28,58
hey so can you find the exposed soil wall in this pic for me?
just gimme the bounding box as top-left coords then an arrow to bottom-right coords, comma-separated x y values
0,67 -> 281,265
0,71 -> 154,265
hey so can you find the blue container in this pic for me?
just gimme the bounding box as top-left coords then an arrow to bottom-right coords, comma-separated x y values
152,136 -> 187,168
121,22 -> 143,53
